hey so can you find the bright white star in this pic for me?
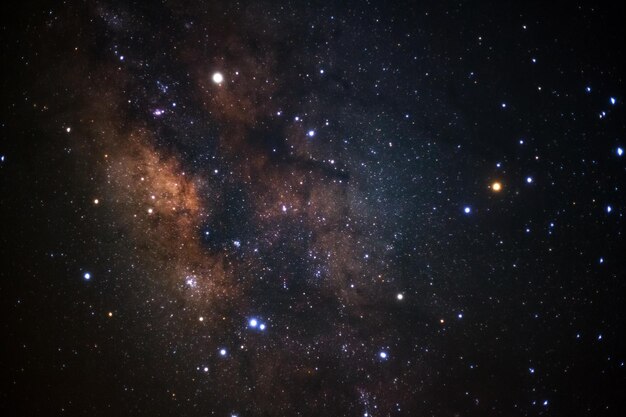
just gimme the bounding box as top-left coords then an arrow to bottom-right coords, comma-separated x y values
212,72 -> 224,84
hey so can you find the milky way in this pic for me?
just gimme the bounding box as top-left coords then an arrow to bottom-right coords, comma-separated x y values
2,1 -> 625,416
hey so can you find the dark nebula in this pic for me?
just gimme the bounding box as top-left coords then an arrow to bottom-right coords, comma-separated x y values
2,1 -> 625,416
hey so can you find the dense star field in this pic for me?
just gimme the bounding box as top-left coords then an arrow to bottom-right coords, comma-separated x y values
1,1 -> 625,416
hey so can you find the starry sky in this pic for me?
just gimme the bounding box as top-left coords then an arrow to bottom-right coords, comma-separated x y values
2,1 -> 625,416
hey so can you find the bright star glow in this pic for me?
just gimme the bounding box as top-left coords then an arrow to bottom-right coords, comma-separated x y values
526,176 -> 533,183
212,72 -> 224,83
491,181 -> 502,192
464,206 -> 471,214
610,97 -> 616,105
307,130 -> 315,137
617,147 -> 624,156
259,323 -> 266,330
379,351 -> 388,359
396,293 -> 403,300
219,348 -> 227,356
249,318 -> 258,327
83,272 -> 91,280
606,205 -> 612,213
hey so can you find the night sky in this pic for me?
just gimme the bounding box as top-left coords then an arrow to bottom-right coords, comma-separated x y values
2,1 -> 625,416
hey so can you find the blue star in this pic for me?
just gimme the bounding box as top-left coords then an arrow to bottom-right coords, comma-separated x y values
83,272 -> 91,280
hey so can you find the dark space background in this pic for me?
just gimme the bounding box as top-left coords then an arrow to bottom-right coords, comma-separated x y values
1,1 -> 625,416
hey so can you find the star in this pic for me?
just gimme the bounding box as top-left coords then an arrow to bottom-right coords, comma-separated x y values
83,272 -> 91,280
491,181 -> 502,192
212,72 -> 224,84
